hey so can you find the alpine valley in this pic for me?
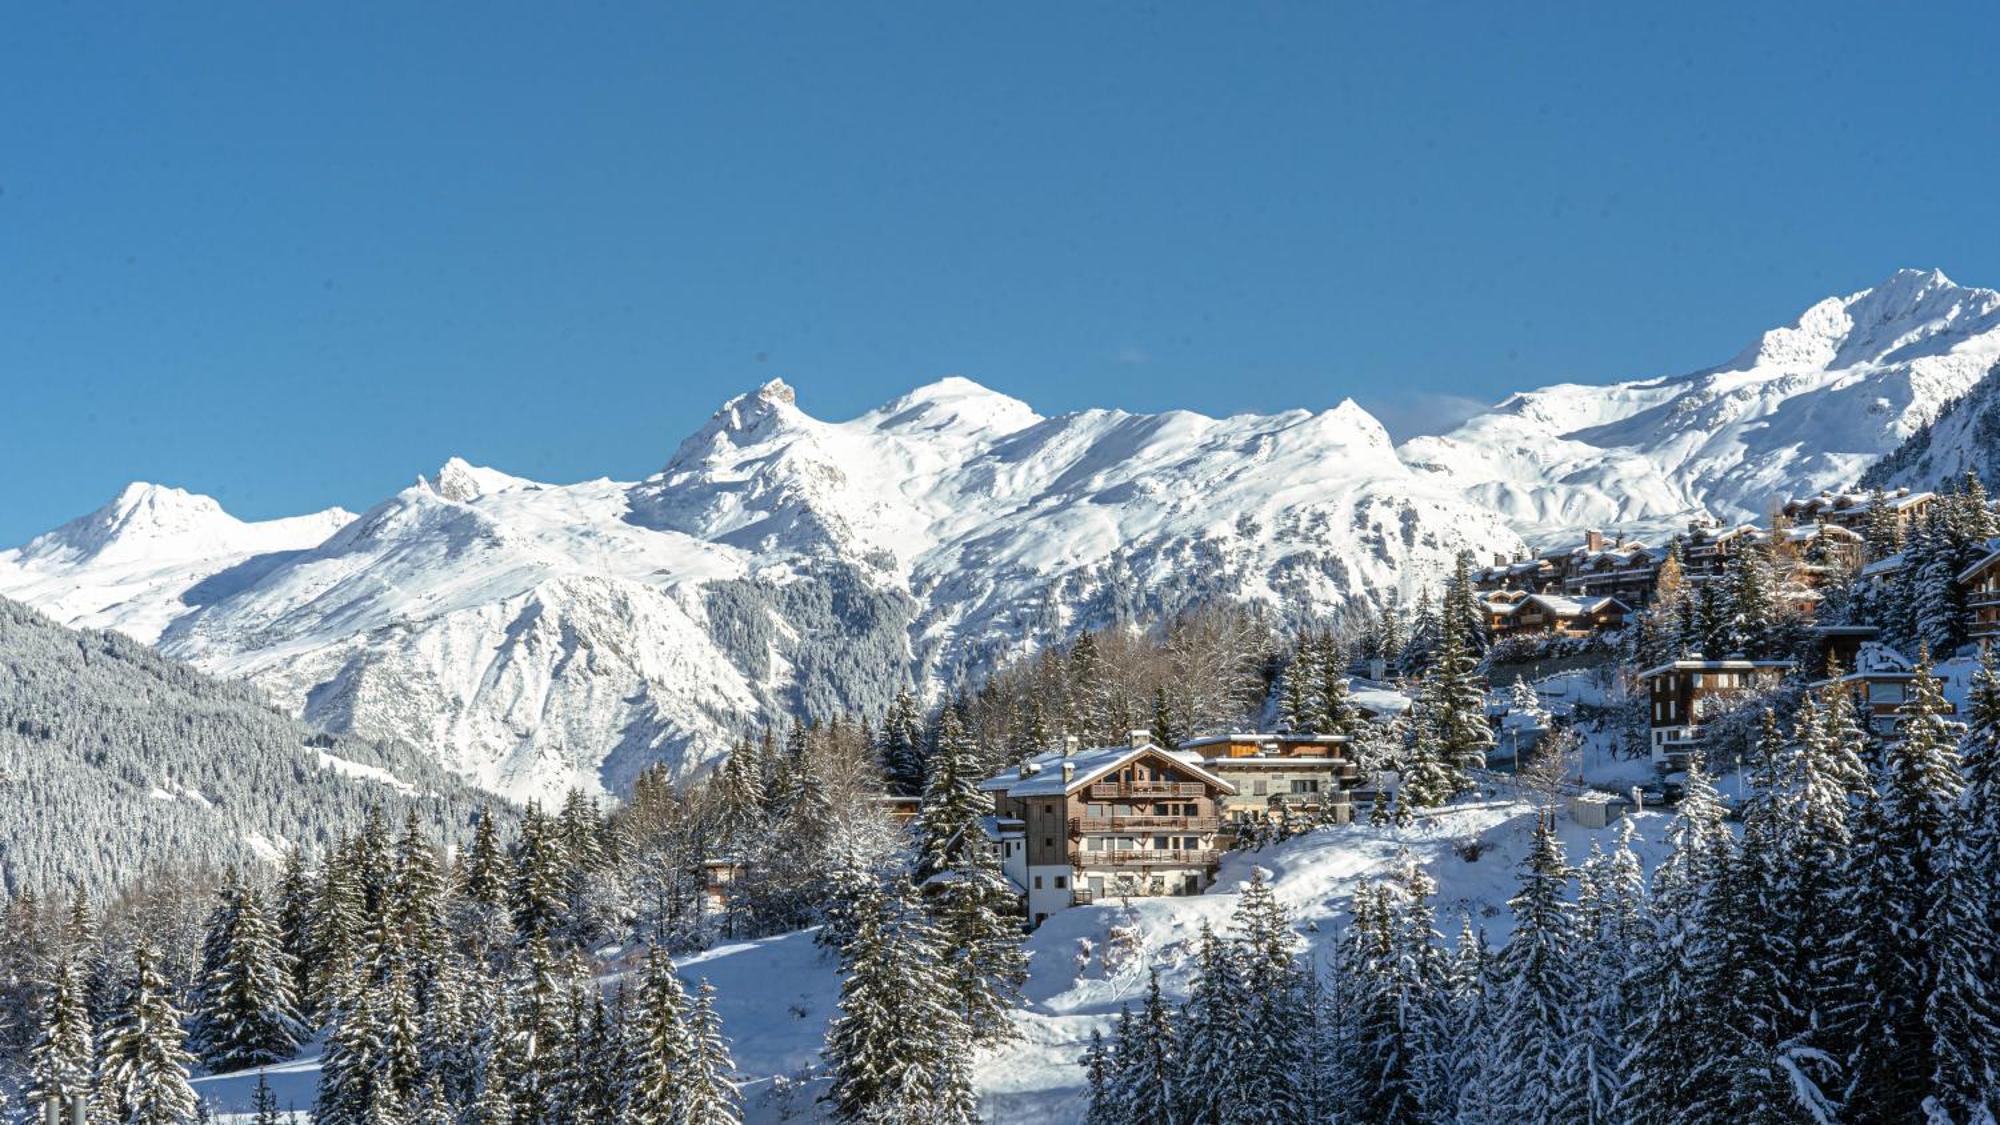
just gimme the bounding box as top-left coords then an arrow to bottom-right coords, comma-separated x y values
6,268 -> 1997,804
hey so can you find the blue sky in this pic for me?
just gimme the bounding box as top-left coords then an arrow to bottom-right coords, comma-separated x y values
4,2 -> 1998,545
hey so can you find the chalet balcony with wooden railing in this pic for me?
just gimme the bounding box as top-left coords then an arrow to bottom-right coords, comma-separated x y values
1967,588 -> 2000,610
1087,780 -> 1207,799
1068,815 -> 1220,835
1071,848 -> 1218,868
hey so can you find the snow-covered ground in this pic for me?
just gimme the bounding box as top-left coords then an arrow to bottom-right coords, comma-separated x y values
192,795 -> 1670,1123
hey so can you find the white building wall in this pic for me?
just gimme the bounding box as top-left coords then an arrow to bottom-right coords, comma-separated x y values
1026,864 -> 1074,922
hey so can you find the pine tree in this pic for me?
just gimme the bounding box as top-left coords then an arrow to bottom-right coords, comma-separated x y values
821,880 -> 978,1124
918,707 -> 992,882
1625,753 -> 1734,1123
1565,825 -> 1646,1125
1399,711 -> 1460,810
1229,871 -> 1312,1122
1486,813 -> 1579,1123
1178,922 -> 1243,1124
464,805 -> 509,908
683,980 -> 742,1125
1839,656 -> 1963,1121
1081,1028 -> 1120,1125
930,841 -> 1028,1044
308,846 -> 366,1022
96,942 -> 199,1125
1928,651 -> 2000,1120
250,1072 -> 283,1125
627,947 -> 694,1124
190,874 -> 305,1071
510,805 -> 570,946
879,689 -> 927,797
26,954 -> 94,1120
1113,970 -> 1181,1125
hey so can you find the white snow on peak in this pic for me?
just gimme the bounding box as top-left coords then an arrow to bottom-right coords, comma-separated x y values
426,457 -> 531,503
1403,268 -> 2000,540
0,483 -> 355,644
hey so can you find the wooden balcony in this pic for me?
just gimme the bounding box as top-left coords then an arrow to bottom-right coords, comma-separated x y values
1069,815 -> 1219,835
1073,848 -> 1217,868
1088,780 -> 1207,799
1968,588 -> 2000,609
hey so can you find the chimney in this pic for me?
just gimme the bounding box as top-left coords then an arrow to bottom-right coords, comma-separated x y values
1063,735 -> 1080,757
1585,529 -> 1605,553
1061,761 -> 1076,784
1129,729 -> 1152,750
1493,552 -> 1507,567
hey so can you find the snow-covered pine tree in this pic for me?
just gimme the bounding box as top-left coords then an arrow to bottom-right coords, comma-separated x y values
1399,710 -> 1460,810
505,936 -> 578,1124
1624,752 -> 1734,1124
1229,871 -> 1313,1122
918,706 -> 991,883
1277,638 -> 1317,733
510,805 -> 570,947
1486,813 -> 1579,1124
1080,1027 -> 1119,1125
682,980 -> 742,1125
1926,650 -> 2000,1121
307,844 -> 366,1022
463,804 -> 509,909
1177,922 -> 1244,1124
25,954 -> 93,1120
1113,969 -> 1181,1125
189,873 -> 304,1071
1837,655 -> 1963,1120
625,947 -> 694,1124
96,941 -> 199,1125
821,879 -> 978,1124
930,839 -> 1028,1045
1425,612 -> 1493,776
1565,823 -> 1647,1125
1330,881 -> 1423,1124
880,688 -> 927,797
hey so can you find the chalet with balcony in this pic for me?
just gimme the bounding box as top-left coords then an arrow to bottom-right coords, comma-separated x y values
1480,592 -> 1631,637
1958,545 -> 2000,647
1641,657 -> 1796,771
1808,642 -> 1953,736
1174,732 -> 1361,826
979,733 -> 1236,926
1783,488 -> 1937,537
1474,531 -> 1663,607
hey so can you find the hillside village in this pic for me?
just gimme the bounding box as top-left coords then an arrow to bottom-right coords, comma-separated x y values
8,463 -> 2000,1124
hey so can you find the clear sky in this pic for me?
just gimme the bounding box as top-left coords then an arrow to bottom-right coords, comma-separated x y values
5,2 -> 1999,545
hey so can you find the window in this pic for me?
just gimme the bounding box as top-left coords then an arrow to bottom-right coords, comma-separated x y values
1291,779 -> 1321,794
1043,838 -> 1053,850
1086,837 -> 1105,852
1153,802 -> 1170,815
1034,876 -> 1043,889
1087,803 -> 1108,817
1154,835 -> 1170,850
1253,780 -> 1268,796
1116,837 -> 1135,850
1054,876 -> 1067,889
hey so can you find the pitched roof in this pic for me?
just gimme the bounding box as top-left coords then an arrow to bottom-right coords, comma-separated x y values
978,741 -> 1238,798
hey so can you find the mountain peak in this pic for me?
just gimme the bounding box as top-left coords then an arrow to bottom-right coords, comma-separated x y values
14,482 -> 240,564
865,376 -> 1040,438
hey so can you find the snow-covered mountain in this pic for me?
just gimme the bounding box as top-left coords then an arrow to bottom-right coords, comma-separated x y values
1401,268 -> 2000,541
0,597 -> 496,897
8,268 -> 1993,802
0,379 -> 1519,802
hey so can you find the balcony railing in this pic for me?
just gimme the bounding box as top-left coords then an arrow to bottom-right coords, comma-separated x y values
1968,589 -> 2000,608
1073,848 -> 1218,868
1070,815 -> 1219,834
1088,781 -> 1207,799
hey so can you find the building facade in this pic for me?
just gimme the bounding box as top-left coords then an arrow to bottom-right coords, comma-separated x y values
980,733 -> 1237,926
1641,658 -> 1796,771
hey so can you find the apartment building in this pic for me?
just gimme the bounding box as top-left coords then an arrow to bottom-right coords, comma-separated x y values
1479,591 -> 1631,637
1959,544 -> 2000,646
979,733 -> 1236,926
1641,657 -> 1796,771
1174,732 -> 1360,826
1807,641 -> 1954,735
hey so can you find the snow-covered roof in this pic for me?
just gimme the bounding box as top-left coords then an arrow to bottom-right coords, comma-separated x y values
1638,658 -> 1797,680
978,741 -> 1237,798
1482,592 -> 1630,618
1811,642 -> 1918,685
1955,539 -> 2000,585
976,815 -> 1025,841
